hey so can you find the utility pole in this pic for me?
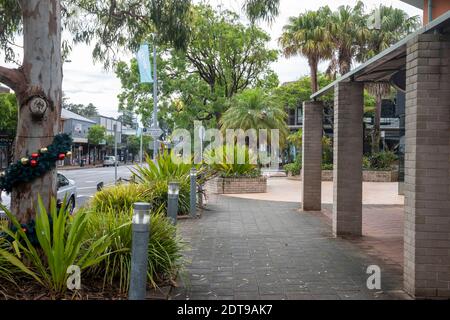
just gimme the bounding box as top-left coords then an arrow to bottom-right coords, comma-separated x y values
140,128 -> 144,164
152,34 -> 159,161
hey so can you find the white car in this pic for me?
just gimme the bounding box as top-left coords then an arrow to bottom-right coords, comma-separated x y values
103,156 -> 117,167
0,173 -> 77,218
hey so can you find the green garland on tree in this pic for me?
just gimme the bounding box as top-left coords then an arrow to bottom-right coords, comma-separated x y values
0,133 -> 73,193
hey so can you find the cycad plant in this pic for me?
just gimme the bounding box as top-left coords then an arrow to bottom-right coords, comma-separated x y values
132,151 -> 193,183
0,197 -> 111,297
204,144 -> 260,178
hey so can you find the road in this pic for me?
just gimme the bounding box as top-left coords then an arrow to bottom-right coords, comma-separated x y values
59,165 -> 135,207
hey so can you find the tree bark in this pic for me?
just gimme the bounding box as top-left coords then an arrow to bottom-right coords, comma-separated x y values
308,58 -> 319,94
9,0 -> 62,222
372,94 -> 382,153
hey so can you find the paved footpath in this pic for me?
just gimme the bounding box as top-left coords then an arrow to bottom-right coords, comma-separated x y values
171,196 -> 408,300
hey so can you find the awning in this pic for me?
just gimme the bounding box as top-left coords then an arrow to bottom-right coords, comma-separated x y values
311,11 -> 450,100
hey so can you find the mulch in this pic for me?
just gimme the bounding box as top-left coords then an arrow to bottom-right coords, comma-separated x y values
0,277 -> 173,300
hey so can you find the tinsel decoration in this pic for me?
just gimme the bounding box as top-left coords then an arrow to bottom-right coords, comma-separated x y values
0,133 -> 73,193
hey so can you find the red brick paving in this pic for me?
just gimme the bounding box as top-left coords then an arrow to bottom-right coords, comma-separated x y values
322,205 -> 404,268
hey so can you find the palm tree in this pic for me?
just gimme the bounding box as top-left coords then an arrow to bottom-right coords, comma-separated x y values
220,88 -> 289,146
327,1 -> 369,77
361,6 -> 420,152
279,7 -> 333,93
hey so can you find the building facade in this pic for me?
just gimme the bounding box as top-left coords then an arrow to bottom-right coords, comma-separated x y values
60,108 -> 96,165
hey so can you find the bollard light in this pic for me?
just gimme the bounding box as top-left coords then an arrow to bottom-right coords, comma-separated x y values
129,202 -> 151,300
190,168 -> 197,218
132,203 -> 151,226
167,181 -> 180,225
168,181 -> 180,196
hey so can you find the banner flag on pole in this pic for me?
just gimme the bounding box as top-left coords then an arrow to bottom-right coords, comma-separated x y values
136,44 -> 153,83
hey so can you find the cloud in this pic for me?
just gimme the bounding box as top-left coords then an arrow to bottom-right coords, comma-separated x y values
2,1 -> 423,118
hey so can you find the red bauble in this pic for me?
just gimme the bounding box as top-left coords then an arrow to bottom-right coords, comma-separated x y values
31,153 -> 39,159
58,153 -> 66,161
30,160 -> 38,167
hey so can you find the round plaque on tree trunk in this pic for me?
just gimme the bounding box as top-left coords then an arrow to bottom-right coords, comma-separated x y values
28,96 -> 49,120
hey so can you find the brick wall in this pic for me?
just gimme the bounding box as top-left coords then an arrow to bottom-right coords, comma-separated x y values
205,177 -> 267,194
301,101 -> 323,211
333,82 -> 364,237
404,34 -> 450,299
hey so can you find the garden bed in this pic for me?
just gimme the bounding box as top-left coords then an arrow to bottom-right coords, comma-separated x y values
206,176 -> 267,194
288,170 -> 398,182
0,278 -> 172,300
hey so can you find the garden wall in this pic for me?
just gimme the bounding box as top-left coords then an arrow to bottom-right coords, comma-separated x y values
205,176 -> 267,194
289,170 -> 398,182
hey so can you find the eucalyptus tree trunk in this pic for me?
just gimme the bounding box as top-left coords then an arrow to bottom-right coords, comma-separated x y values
0,0 -> 62,222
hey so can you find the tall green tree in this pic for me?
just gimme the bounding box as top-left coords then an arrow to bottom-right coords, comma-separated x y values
0,0 -> 193,221
63,101 -> 99,118
220,88 -> 288,146
279,7 -> 333,93
87,125 -> 106,165
116,5 -> 278,130
0,93 -> 17,134
327,1 -> 369,76
0,0 -> 280,220
361,6 -> 420,153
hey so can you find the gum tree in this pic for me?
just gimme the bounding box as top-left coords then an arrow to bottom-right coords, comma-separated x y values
0,0 -> 191,221
0,0 -> 280,222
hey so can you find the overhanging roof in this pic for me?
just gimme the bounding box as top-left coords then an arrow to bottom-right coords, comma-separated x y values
400,0 -> 423,9
311,10 -> 450,100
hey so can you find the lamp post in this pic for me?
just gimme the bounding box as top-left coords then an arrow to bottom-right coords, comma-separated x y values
190,168 -> 197,218
167,181 -> 179,225
114,124 -> 118,185
152,33 -> 159,161
129,202 -> 151,300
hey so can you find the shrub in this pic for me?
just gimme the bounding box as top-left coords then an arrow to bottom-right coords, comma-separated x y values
132,151 -> 193,182
322,136 -> 333,165
84,205 -> 185,293
284,155 -> 302,176
0,197 -> 111,297
91,183 -> 147,213
131,151 -> 195,216
204,144 -> 260,178
321,163 -> 333,170
0,236 -> 18,287
141,179 -> 191,216
365,151 -> 398,170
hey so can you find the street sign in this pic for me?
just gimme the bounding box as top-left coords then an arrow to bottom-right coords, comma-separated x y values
146,127 -> 163,138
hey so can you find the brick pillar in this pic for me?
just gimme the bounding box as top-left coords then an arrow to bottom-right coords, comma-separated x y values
333,82 -> 364,237
301,101 -> 323,211
404,34 -> 450,299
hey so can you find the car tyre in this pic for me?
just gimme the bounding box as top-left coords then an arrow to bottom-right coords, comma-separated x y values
66,196 -> 76,215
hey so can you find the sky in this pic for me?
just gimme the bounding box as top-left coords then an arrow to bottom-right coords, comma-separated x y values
1,0 -> 422,118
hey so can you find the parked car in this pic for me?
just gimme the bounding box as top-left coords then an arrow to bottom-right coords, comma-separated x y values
103,156 -> 117,167
0,173 -> 77,218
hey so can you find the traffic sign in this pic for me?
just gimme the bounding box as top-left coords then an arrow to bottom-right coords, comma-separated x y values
147,127 -> 163,138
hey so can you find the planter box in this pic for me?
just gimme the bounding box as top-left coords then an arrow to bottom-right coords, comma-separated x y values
289,170 -> 399,182
363,170 -> 398,182
205,176 -> 267,194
